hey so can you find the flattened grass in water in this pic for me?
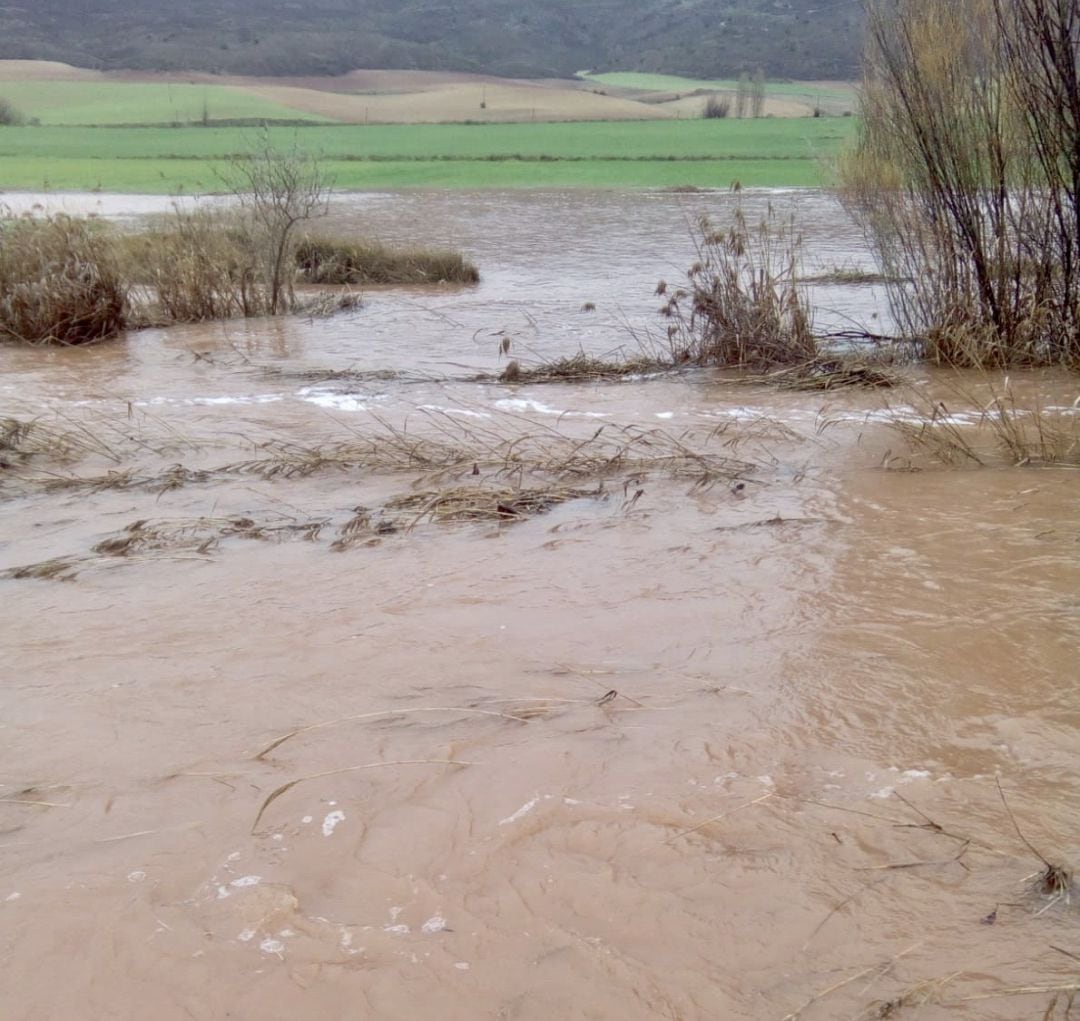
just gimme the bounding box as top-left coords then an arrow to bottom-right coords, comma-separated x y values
221,415 -> 756,486
886,378 -> 1080,468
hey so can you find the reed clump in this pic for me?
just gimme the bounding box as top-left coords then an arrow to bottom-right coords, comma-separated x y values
118,209 -> 271,323
296,236 -> 480,286
659,209 -> 817,369
0,214 -> 128,345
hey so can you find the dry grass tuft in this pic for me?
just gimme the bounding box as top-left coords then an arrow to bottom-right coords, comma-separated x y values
293,289 -> 363,317
296,236 -> 480,286
0,215 -> 128,345
38,465 -> 211,494
492,351 -> 667,384
768,358 -> 899,391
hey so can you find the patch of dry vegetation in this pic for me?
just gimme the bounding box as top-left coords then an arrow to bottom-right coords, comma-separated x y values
496,351 -> 667,384
119,209 -> 270,323
658,209 -> 817,369
220,415 -> 756,488
296,237 -> 479,286
0,215 -> 127,345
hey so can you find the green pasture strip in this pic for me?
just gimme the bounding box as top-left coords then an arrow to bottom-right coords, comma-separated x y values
0,118 -> 853,162
0,81 -> 330,126
0,155 -> 831,193
582,72 -> 854,104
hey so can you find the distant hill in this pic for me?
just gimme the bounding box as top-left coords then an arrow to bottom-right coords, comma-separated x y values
0,0 -> 862,81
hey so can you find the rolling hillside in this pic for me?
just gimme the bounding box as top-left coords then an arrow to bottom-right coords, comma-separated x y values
0,0 -> 862,81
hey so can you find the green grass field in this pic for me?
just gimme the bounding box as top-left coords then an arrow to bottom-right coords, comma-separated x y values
0,81 -> 328,126
0,119 -> 853,192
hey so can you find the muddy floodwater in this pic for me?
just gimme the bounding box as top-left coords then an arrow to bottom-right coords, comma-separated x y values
2,189 -> 1079,1020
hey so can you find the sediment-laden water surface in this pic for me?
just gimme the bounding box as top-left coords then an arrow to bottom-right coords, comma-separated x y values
2,190 -> 1079,1020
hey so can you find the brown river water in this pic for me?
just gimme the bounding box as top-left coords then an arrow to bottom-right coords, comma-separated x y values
2,189 -> 1079,1020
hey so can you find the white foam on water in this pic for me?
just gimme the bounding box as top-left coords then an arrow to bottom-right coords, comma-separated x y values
237,929 -> 256,943
136,394 -> 283,408
302,393 -> 370,412
498,796 -> 540,826
126,871 -> 146,883
494,398 -> 606,419
322,810 -> 346,837
384,924 -> 410,935
419,404 -> 492,419
421,915 -> 448,934
259,938 -> 285,955
230,875 -> 262,888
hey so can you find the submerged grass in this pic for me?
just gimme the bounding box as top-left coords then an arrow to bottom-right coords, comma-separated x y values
91,515 -> 327,558
220,414 -> 757,488
887,378 -> 1080,468
385,483 -> 602,526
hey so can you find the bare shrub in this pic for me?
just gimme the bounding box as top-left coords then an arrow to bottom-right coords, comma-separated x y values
0,97 -> 27,126
0,215 -> 128,345
219,132 -> 331,314
658,208 -> 817,369
842,0 -> 1080,367
703,95 -> 731,119
751,68 -> 767,117
735,71 -> 751,118
295,237 -> 480,285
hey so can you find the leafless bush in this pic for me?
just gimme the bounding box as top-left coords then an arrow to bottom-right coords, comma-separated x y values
842,0 -> 1080,367
703,95 -> 731,119
219,131 -> 331,314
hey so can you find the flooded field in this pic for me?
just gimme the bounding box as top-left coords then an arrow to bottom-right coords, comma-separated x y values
2,189 -> 1079,1020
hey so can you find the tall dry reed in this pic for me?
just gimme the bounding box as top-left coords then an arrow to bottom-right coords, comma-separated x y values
658,208 -> 817,369
0,215 -> 128,345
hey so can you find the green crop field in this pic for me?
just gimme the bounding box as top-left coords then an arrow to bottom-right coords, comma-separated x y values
0,81 -> 328,126
0,119 -> 855,193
